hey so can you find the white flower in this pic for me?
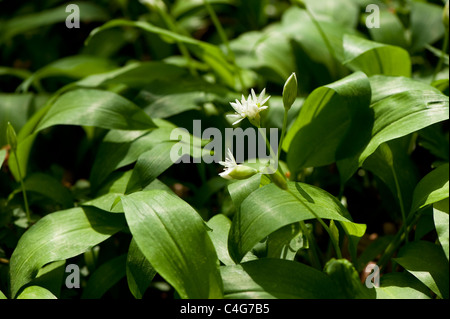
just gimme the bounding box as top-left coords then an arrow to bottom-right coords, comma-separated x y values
227,88 -> 271,126
219,148 -> 258,180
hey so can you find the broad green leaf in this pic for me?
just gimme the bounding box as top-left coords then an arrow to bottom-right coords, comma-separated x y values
369,75 -> 442,104
87,19 -> 238,89
9,206 -> 126,298
434,199 -> 449,261
324,258 -> 374,299
254,32 -> 297,85
410,1 -> 446,53
221,259 -> 340,299
366,9 -> 409,48
126,239 -> 156,299
135,76 -> 236,119
279,7 -> 354,83
18,55 -> 117,92
394,240 -> 449,299
125,142 -> 182,193
16,173 -> 73,209
410,163 -> 449,214
207,214 -> 236,266
35,89 -> 156,132
338,90 -> 449,183
375,272 -> 431,299
0,1 -> 109,43
343,34 -> 411,77
16,286 -> 57,299
305,0 -> 359,29
75,61 -> 187,90
120,190 -> 223,299
284,72 -> 372,174
82,254 -> 127,299
266,222 -> 305,260
228,181 -> 364,263
227,173 -> 262,208
0,290 -> 6,299
0,149 -> 6,169
29,260 -> 66,299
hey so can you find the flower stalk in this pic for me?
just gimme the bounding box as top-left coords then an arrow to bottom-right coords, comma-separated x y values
7,123 -> 31,223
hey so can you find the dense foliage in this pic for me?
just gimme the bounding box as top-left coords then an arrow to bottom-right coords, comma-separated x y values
0,0 -> 448,299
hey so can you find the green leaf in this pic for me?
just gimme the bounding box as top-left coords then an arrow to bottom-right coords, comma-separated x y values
410,1 -> 446,53
434,199 -> 449,261
75,61 -> 187,90
228,181 -> 364,263
338,90 -> 449,183
135,76 -> 236,119
375,272 -> 431,299
343,34 -> 411,77
120,190 -> 223,299
82,254 -> 127,299
19,173 -> 73,209
87,19 -> 238,89
266,222 -> 305,260
126,239 -> 156,299
0,149 -> 6,169
206,214 -> 235,266
16,286 -> 57,299
366,9 -> 409,48
227,173 -> 262,209
284,72 -> 373,174
28,260 -> 66,299
221,259 -> 340,299
411,163 -> 449,214
394,240 -> 449,299
0,290 -> 6,299
0,1 -> 109,44
324,258 -> 374,299
369,75 -> 442,104
18,55 -> 117,92
125,142 -> 181,193
35,89 -> 156,132
9,206 -> 126,298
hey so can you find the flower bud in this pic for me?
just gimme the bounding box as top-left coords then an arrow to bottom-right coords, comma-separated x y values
221,165 -> 258,180
268,170 -> 288,190
283,73 -> 298,110
6,122 -> 18,152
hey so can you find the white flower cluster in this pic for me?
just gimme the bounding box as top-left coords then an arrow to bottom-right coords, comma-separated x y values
227,89 -> 271,126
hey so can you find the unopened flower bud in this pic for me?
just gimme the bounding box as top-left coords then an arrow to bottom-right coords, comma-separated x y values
283,73 -> 298,110
268,170 -> 288,190
225,165 -> 258,180
6,122 -> 18,152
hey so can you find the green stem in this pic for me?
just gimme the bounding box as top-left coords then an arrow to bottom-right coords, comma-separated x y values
257,125 -> 284,176
432,29 -> 449,83
278,108 -> 289,161
391,165 -> 408,242
13,150 -> 30,223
